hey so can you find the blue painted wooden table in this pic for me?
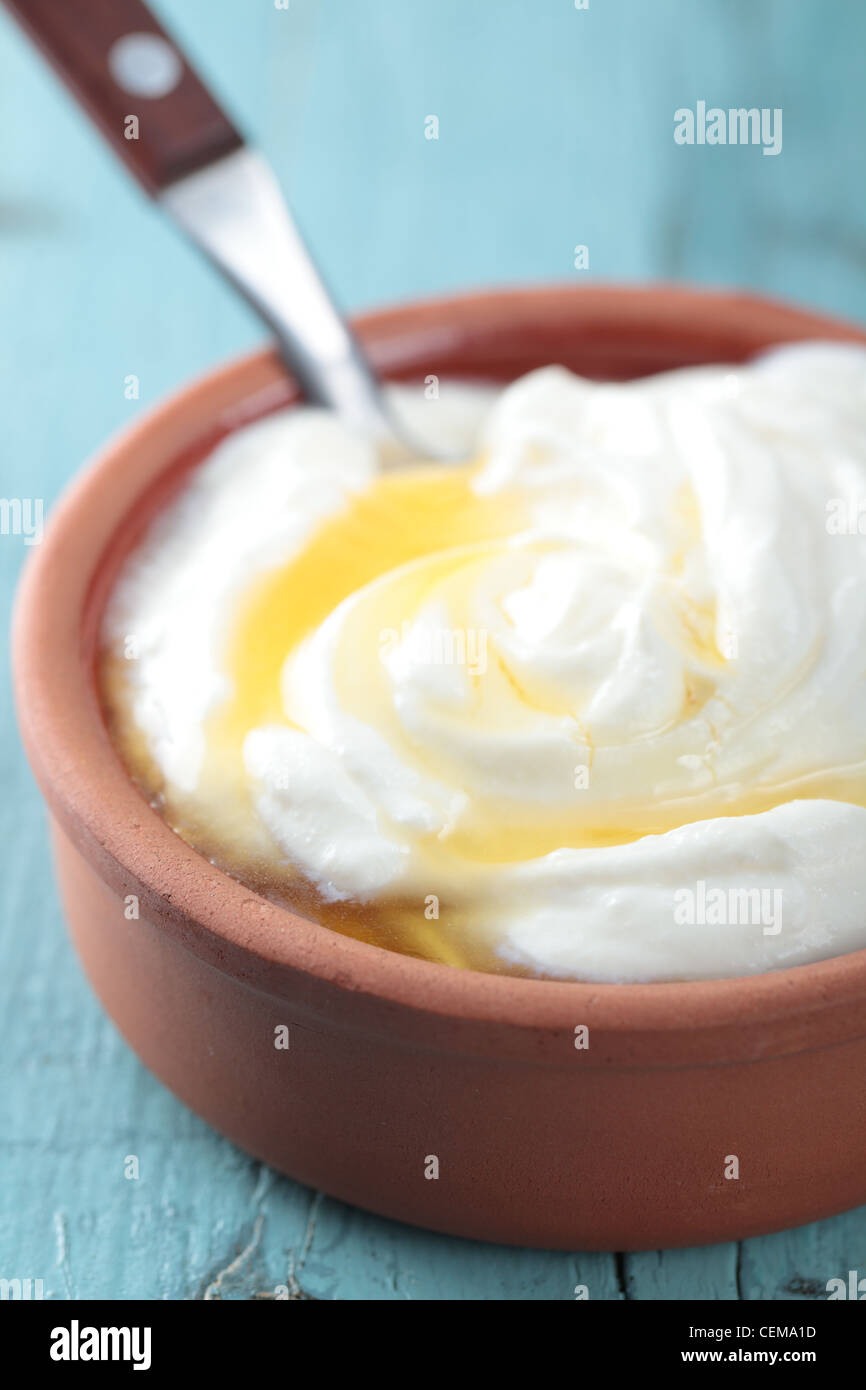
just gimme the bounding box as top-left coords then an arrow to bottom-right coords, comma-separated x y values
2,0 -> 865,1299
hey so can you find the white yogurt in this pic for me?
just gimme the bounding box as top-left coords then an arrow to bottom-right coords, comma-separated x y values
104,345 -> 866,982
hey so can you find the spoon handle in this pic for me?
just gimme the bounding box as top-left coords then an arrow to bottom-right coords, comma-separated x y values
3,0 -> 410,448
3,0 -> 242,193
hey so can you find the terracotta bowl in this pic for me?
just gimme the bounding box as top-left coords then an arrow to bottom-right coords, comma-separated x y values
13,286 -> 866,1251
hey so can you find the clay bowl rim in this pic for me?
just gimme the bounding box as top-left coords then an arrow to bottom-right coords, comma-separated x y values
14,282 -> 866,1044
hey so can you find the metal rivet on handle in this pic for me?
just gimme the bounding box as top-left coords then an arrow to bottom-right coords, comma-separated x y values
107,33 -> 183,99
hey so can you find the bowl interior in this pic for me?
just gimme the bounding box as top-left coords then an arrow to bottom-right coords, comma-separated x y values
17,285 -> 866,1054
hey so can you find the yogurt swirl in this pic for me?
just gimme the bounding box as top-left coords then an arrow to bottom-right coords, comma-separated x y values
103,345 -> 866,982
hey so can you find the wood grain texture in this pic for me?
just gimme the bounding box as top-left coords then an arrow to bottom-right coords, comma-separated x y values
1,0 -> 865,1300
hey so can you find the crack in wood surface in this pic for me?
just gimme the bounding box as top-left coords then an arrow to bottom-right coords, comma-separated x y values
285,1190 -> 323,1300
203,1210 -> 266,1301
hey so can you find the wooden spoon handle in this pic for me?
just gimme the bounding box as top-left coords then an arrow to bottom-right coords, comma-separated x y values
3,0 -> 243,193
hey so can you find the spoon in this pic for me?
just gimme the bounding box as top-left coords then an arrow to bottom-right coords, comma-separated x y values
3,0 -> 438,458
